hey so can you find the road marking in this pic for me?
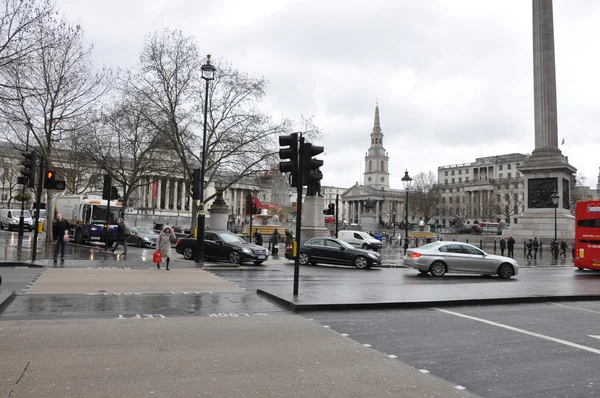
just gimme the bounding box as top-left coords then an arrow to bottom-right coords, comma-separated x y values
588,335 -> 600,340
419,369 -> 429,374
341,333 -> 349,337
363,344 -> 372,347
388,355 -> 397,359
551,302 -> 600,314
455,385 -> 466,390
437,308 -> 600,355
206,313 -> 268,317
116,314 -> 166,319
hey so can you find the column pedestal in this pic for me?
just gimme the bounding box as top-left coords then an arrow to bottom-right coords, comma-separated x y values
300,196 -> 329,241
208,192 -> 229,231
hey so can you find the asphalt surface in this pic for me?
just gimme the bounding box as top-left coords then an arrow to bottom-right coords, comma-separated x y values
305,301 -> 600,398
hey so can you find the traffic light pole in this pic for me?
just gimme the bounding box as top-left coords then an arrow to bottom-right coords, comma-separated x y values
335,194 -> 339,238
31,158 -> 45,263
293,135 -> 304,296
105,187 -> 112,251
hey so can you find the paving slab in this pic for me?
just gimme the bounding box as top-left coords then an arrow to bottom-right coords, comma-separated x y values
0,316 -> 476,397
25,268 -> 244,295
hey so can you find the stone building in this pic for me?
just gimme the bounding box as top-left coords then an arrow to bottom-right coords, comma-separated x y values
437,153 -> 529,226
340,104 -> 408,226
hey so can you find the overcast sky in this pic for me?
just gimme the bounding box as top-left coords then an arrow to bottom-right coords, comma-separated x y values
55,0 -> 600,190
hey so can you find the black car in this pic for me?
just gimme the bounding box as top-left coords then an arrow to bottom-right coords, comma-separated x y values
175,230 -> 269,265
296,237 -> 382,269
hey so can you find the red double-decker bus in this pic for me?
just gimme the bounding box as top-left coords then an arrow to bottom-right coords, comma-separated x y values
574,200 -> 600,270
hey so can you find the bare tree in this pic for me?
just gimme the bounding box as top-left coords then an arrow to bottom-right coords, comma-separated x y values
491,182 -> 523,224
0,14 -> 111,237
570,173 -> 594,213
127,29 -> 290,229
409,171 -> 440,223
84,93 -> 162,212
0,149 -> 22,207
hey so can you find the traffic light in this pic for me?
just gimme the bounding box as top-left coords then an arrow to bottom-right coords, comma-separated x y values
44,170 -> 66,190
301,142 -> 324,187
192,168 -> 201,200
102,174 -> 112,200
278,133 -> 299,187
21,151 -> 37,188
246,193 -> 253,215
111,186 -> 119,200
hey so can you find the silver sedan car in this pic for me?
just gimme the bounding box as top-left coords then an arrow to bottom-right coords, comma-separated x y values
404,241 -> 519,279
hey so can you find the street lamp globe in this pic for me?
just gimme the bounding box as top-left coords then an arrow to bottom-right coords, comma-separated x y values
401,170 -> 413,190
551,189 -> 559,206
201,54 -> 216,81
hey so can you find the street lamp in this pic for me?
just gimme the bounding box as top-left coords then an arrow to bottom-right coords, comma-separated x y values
401,170 -> 412,254
196,54 -> 216,265
551,189 -> 559,258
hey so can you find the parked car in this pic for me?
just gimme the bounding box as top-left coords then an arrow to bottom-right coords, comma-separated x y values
296,237 -> 382,269
175,230 -> 268,265
0,209 -> 33,231
338,230 -> 382,251
127,226 -> 158,248
403,241 -> 519,279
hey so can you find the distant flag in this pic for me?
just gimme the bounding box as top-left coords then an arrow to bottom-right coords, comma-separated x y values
561,138 -> 565,145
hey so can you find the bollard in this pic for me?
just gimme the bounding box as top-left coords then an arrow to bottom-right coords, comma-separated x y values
494,240 -> 497,253
523,240 -> 527,251
453,238 -> 455,241
480,239 -> 483,249
466,238 -> 469,244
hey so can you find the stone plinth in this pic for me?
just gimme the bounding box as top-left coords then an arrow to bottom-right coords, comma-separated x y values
208,193 -> 229,231
301,196 -> 329,241
359,212 -> 378,235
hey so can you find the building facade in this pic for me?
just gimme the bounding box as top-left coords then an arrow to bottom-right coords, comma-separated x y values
437,153 -> 529,226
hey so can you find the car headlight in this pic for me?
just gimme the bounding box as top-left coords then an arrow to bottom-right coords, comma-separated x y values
242,248 -> 253,254
10,219 -> 18,224
143,237 -> 150,241
368,252 -> 379,259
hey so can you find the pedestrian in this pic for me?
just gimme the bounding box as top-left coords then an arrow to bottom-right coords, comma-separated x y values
254,230 -> 263,246
270,229 -> 281,255
507,236 -> 515,258
156,226 -> 176,270
526,238 -> 533,259
499,237 -> 506,256
550,239 -> 558,259
52,213 -> 73,263
110,218 -> 128,254
560,240 -> 568,257
532,237 -> 540,259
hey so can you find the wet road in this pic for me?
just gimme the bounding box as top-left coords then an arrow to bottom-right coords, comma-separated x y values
305,301 -> 600,398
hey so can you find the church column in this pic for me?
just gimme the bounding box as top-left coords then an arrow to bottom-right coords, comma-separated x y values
173,179 -> 179,210
156,179 -> 162,210
358,201 -> 362,220
376,200 -> 380,221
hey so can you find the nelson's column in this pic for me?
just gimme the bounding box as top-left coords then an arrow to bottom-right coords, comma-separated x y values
512,0 -> 576,240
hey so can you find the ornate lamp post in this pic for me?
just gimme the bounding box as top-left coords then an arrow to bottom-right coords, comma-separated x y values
401,170 -> 412,254
196,55 -> 216,265
551,189 -> 559,258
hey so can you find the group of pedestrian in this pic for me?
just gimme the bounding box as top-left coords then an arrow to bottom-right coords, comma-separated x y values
498,236 -> 516,258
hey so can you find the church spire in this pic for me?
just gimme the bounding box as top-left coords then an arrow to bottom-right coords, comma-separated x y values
373,103 -> 381,134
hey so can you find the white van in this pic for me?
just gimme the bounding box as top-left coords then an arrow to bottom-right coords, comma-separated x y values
0,209 -> 33,231
338,230 -> 382,251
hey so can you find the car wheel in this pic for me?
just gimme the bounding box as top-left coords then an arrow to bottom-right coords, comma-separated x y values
577,267 -> 584,271
362,243 -> 369,250
137,238 -> 144,248
497,263 -> 514,279
183,246 -> 194,260
429,261 -> 446,277
253,261 -> 264,266
229,251 -> 241,264
298,252 -> 310,265
75,229 -> 83,245
419,270 -> 429,275
353,255 -> 369,269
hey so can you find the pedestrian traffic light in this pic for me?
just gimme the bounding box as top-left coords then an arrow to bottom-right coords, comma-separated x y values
301,142 -> 324,187
21,151 -> 37,188
278,132 -> 299,187
111,186 -> 119,200
43,170 -> 66,190
192,168 -> 201,200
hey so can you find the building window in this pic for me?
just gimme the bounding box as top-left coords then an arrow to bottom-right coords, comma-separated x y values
466,177 -> 469,182
507,164 -> 512,170
451,170 -> 455,176
445,171 -> 448,176
507,172 -> 511,179
499,165 -> 503,171
452,178 -> 455,183
449,197 -> 453,204
458,170 -> 462,175
445,179 -> 448,184
381,160 -> 384,172
368,160 -> 372,172
458,177 -> 462,183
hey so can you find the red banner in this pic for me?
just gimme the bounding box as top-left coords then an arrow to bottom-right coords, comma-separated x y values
152,181 -> 158,200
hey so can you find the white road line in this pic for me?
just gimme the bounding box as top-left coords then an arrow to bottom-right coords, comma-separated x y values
455,385 -> 466,390
551,302 -> 600,314
341,333 -> 349,337
388,355 -> 397,359
363,344 -> 372,347
419,369 -> 429,374
437,308 -> 600,355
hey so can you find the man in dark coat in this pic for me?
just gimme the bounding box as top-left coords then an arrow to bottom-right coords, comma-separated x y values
499,237 -> 506,256
532,237 -> 540,259
52,213 -> 72,262
507,236 -> 515,258
254,230 -> 263,246
110,218 -> 128,254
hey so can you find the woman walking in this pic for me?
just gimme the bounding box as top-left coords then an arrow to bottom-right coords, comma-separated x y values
156,226 -> 176,270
